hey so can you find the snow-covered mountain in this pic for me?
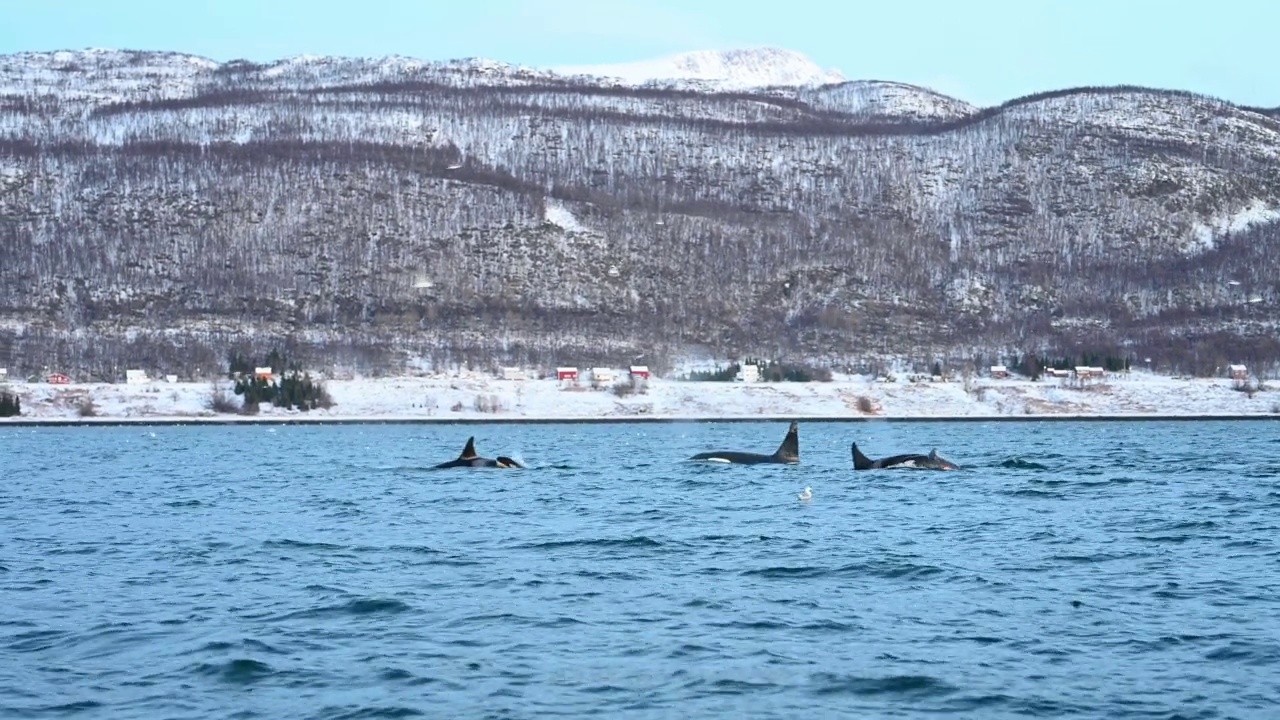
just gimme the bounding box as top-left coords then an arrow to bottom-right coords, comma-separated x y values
551,47 -> 845,91
2,46 -> 1279,378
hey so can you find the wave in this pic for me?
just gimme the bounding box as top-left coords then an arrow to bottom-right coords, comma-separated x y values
704,678 -> 779,694
668,642 -> 720,657
190,658 -> 275,684
740,565 -> 827,579
796,620 -> 860,632
998,458 -> 1050,470
741,559 -> 945,581
1160,520 -> 1220,531
1073,475 -> 1145,487
5,628 -> 70,653
710,620 -> 792,630
574,570 -> 644,581
263,598 -> 413,622
837,559 -> 945,580
1001,488 -> 1065,499
516,536 -> 663,550
46,544 -> 101,555
313,706 -> 426,719
809,672 -> 957,698
443,612 -> 526,628
5,700 -> 105,715
1047,551 -> 1150,564
262,538 -> 346,551
188,638 -> 287,656
1204,640 -> 1280,665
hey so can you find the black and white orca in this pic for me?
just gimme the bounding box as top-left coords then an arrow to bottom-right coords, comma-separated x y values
689,422 -> 800,465
851,442 -> 957,470
433,437 -> 524,469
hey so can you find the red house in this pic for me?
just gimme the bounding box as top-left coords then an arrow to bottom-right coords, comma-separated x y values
48,373 -> 71,384
557,367 -> 579,381
629,365 -> 650,380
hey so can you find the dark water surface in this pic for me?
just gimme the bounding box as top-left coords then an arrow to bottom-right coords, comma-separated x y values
3,420 -> 1279,719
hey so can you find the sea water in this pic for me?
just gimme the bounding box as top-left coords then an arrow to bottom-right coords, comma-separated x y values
2,419 -> 1278,719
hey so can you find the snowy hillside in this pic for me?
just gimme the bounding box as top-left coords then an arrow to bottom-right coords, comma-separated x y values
1,46 -> 1280,379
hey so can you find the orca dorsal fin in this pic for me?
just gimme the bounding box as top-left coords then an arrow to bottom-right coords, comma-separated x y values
928,448 -> 938,460
458,436 -> 478,459
773,421 -> 799,461
851,442 -> 874,470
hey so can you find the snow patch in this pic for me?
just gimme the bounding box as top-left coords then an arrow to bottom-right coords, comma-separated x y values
552,47 -> 845,91
544,199 -> 586,233
1191,199 -> 1280,252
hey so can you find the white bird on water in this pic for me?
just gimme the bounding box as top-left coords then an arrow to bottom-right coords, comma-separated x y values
798,486 -> 813,502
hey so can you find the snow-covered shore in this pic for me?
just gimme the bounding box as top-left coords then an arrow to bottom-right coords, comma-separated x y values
2,371 -> 1278,423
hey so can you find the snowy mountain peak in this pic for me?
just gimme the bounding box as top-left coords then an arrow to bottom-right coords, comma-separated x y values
551,47 -> 845,91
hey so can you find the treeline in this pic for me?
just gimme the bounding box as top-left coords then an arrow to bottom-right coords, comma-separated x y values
682,357 -> 834,382
1,319 -> 1276,380
226,348 -> 294,378
223,348 -> 334,412
78,74 -> 1268,141
1000,353 -> 1131,379
233,372 -> 333,412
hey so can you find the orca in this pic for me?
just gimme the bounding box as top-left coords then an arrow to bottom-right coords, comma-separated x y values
689,421 -> 799,465
433,436 -> 524,469
851,442 -> 957,471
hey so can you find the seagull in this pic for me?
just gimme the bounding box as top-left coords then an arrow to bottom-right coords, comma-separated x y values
798,486 -> 813,501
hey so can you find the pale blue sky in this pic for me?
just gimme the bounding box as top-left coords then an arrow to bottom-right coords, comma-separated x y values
0,0 -> 1273,107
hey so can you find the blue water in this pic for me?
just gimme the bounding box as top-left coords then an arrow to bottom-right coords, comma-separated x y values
2,419 -> 1279,719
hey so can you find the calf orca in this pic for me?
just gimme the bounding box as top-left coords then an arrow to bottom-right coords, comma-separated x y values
689,421 -> 799,465
852,442 -> 957,470
433,437 -> 524,469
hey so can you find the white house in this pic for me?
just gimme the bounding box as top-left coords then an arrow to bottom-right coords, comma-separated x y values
125,369 -> 149,385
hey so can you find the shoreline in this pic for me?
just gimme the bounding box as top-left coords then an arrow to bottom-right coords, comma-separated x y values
2,372 -> 1277,425
3,412 -> 1278,427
